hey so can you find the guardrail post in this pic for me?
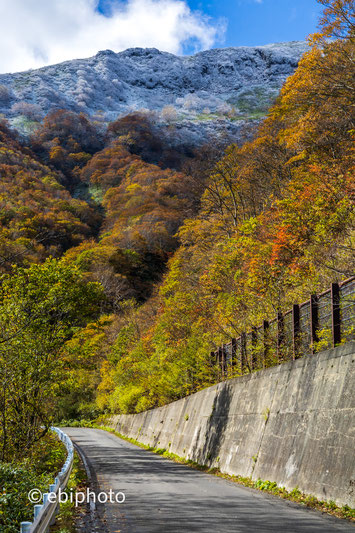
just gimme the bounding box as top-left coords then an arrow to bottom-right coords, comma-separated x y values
292,304 -> 300,359
20,523 -> 32,533
277,310 -> 284,361
310,294 -> 319,353
331,282 -> 341,346
263,320 -> 269,367
34,505 -> 42,519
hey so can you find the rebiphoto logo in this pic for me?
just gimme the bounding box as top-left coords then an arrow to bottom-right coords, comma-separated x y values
28,488 -> 125,507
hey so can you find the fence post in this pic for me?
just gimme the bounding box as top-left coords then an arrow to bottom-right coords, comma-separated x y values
218,347 -> 222,380
292,304 -> 300,359
222,344 -> 226,379
310,294 -> 319,354
331,282 -> 341,346
251,327 -> 258,369
214,351 -> 219,381
241,332 -> 247,374
210,351 -> 215,372
277,310 -> 284,361
231,338 -> 237,369
263,320 -> 269,367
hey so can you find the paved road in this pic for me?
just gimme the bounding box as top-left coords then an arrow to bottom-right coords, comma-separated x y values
64,428 -> 354,533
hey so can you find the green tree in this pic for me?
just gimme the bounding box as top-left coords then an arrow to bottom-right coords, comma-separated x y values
0,258 -> 103,461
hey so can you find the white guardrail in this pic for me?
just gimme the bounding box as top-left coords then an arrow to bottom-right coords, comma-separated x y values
20,427 -> 74,533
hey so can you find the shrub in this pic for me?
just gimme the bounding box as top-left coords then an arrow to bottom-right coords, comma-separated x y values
0,85 -> 11,104
11,101 -> 43,121
0,433 -> 66,533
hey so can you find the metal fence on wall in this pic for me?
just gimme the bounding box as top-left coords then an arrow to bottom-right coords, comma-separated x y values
211,277 -> 355,381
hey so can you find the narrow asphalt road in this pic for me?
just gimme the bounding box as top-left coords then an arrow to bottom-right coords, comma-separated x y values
63,428 -> 354,533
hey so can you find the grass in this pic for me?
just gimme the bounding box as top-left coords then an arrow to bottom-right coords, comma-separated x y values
194,113 -> 219,121
80,423 -> 354,523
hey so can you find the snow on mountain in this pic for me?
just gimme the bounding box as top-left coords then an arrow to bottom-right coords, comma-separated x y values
0,42 -> 308,145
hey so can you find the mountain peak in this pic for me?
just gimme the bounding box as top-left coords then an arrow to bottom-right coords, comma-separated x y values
96,49 -> 117,58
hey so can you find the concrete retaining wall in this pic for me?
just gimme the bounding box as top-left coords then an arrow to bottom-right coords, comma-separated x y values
108,343 -> 355,507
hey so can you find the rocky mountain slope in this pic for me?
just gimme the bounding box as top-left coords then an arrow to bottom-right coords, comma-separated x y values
0,41 -> 308,145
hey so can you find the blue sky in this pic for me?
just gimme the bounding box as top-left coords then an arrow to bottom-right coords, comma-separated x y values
185,0 -> 323,48
0,0 -> 324,73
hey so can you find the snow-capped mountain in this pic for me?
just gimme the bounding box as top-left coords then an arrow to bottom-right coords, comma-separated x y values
0,41 -> 308,144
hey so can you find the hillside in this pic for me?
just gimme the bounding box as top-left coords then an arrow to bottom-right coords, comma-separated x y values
0,121 -> 100,268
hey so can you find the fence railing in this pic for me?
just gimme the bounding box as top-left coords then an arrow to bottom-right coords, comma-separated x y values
211,277 -> 355,381
20,427 -> 74,533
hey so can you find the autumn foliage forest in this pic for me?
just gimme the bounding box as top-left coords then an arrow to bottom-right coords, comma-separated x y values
0,0 -> 354,461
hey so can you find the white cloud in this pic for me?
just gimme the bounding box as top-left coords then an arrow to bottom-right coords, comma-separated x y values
0,0 -> 226,73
